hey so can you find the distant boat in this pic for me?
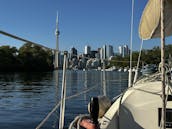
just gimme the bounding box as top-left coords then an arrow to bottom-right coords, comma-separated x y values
123,67 -> 128,72
118,67 -> 123,72
103,66 -> 117,72
141,64 -> 157,76
111,66 -> 117,71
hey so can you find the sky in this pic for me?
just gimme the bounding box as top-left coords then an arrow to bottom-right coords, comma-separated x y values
0,0 -> 170,53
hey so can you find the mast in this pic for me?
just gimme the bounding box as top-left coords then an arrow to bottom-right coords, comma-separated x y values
59,51 -> 68,129
128,0 -> 135,87
161,0 -> 166,128
54,12 -> 60,69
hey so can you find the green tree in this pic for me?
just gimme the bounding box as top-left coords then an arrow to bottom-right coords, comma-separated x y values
18,43 -> 53,71
0,45 -> 20,71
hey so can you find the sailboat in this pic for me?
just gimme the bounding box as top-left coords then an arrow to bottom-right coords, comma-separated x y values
69,0 -> 172,129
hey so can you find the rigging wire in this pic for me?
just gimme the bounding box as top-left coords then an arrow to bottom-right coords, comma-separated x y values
35,83 -> 99,129
35,75 -> 127,129
133,39 -> 143,84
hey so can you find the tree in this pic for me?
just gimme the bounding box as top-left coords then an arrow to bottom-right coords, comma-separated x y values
0,45 -> 20,71
18,43 -> 53,71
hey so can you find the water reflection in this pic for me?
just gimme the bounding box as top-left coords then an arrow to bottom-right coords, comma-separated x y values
53,70 -> 60,101
83,71 -> 88,102
0,70 -> 128,129
68,70 -> 78,95
102,70 -> 107,96
0,72 -> 56,129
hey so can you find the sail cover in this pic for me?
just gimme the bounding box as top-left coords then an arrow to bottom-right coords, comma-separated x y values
139,0 -> 172,40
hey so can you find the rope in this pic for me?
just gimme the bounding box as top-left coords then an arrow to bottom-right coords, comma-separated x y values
160,72 -> 171,129
35,101 -> 61,129
35,84 -> 98,129
133,39 -> 143,84
66,84 -> 98,100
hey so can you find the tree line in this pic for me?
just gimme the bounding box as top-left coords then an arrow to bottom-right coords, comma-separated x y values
0,43 -> 54,72
1,43 -> 172,72
109,44 -> 172,68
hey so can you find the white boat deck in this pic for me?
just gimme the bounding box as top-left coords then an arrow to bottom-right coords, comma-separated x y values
99,79 -> 172,129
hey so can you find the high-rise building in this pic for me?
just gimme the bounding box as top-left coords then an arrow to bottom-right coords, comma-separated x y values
70,47 -> 77,59
100,45 -> 114,60
119,45 -> 123,56
100,48 -> 104,60
102,45 -> 106,59
106,45 -> 113,59
123,45 -> 129,57
84,45 -> 91,55
118,45 -> 129,57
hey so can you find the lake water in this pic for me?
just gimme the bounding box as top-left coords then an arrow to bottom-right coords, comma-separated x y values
0,70 -> 128,129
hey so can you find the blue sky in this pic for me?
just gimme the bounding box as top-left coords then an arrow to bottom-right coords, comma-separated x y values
0,0 -> 167,53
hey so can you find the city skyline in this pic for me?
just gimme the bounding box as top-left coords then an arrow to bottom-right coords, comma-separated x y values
1,0 -> 172,52
57,44 -> 130,70
68,43 -> 128,54
68,44 -> 129,58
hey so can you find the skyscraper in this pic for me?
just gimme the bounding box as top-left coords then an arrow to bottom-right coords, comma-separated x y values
102,45 -> 106,59
119,45 -> 123,56
84,45 -> 91,55
100,48 -> 104,60
123,45 -> 129,57
70,47 -> 77,59
100,45 -> 114,60
118,45 -> 129,57
106,45 -> 113,59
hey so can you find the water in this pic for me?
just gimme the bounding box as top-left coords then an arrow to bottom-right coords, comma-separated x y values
0,70 -> 128,129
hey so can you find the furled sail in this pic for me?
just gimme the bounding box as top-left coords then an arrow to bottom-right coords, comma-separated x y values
139,0 -> 172,40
